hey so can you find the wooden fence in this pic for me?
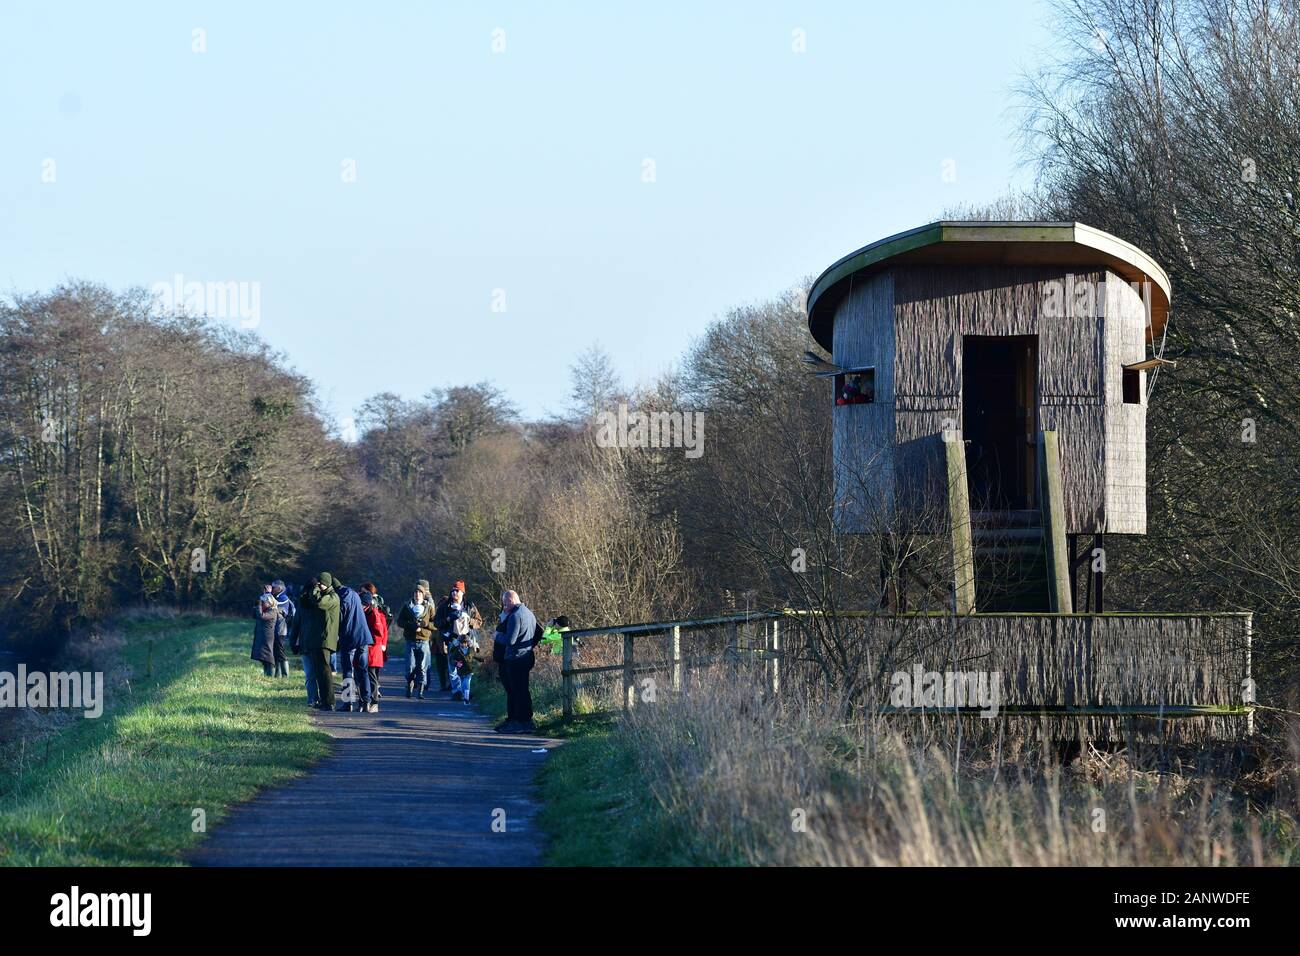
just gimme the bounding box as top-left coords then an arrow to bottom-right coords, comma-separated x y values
556,610 -> 1254,736
559,612 -> 785,718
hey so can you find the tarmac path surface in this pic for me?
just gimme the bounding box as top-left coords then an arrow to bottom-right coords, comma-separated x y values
191,653 -> 557,866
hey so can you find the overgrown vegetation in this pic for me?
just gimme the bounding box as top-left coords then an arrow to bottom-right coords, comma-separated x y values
533,669 -> 1299,866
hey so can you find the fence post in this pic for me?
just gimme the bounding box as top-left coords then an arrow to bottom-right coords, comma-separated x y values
623,632 -> 636,711
562,632 -> 574,719
670,625 -> 682,692
770,619 -> 781,696
1039,429 -> 1073,613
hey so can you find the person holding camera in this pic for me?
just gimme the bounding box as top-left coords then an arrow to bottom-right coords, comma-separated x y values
299,572 -> 341,710
333,578 -> 374,713
251,592 -> 283,677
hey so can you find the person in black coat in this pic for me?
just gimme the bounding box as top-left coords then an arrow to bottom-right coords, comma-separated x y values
250,593 -> 283,676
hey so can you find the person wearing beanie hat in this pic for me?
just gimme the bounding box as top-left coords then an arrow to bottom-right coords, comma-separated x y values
396,579 -> 437,698
434,580 -> 482,697
269,580 -> 295,678
320,572 -> 341,672
299,573 -> 340,709
333,578 -> 375,712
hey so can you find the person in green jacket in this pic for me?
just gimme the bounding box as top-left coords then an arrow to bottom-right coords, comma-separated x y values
300,572 -> 341,709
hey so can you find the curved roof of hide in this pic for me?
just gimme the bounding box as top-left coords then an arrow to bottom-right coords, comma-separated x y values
806,221 -> 1171,353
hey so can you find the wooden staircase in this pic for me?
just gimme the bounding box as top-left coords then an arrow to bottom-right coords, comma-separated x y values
945,429 -> 1071,614
970,510 -> 1050,612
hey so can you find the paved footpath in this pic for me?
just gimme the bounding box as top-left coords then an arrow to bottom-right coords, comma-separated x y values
191,654 -> 557,866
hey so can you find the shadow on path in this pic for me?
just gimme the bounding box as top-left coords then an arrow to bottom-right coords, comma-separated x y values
190,655 -> 557,866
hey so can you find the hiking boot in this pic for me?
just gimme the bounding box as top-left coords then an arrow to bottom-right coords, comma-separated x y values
518,720 -> 537,734
366,703 -> 379,714
494,720 -> 519,734
417,690 -> 425,700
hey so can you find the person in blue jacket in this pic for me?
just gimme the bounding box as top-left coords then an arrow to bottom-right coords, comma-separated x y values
334,579 -> 374,713
493,590 -> 539,734
270,579 -> 295,678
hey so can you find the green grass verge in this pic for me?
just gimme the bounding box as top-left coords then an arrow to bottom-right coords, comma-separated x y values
456,650 -> 709,866
0,615 -> 329,866
536,728 -> 721,865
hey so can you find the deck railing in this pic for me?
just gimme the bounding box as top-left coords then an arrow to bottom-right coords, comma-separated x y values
555,610 -> 1255,729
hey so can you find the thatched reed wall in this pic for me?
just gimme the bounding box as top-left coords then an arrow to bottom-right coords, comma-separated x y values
829,264 -> 1149,535
832,272 -> 896,529
801,612 -> 1253,741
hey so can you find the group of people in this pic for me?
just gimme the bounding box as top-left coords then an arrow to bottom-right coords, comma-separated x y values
395,579 -> 481,701
250,574 -> 546,734
250,576 -> 389,713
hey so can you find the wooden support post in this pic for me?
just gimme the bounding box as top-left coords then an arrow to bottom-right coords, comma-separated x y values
944,433 -> 976,615
1092,532 -> 1105,613
879,535 -> 890,609
1038,430 -> 1072,613
897,551 -> 910,613
1067,532 -> 1079,612
1084,555 -> 1093,611
670,625 -> 682,692
562,632 -> 574,719
623,633 -> 636,710
769,619 -> 781,696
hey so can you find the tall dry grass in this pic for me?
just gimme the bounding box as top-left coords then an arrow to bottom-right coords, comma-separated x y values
615,668 -> 1299,866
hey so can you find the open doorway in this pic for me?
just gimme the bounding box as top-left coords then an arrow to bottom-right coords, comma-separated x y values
962,335 -> 1038,511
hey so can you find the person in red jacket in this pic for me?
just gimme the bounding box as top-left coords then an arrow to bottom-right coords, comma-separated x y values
360,586 -> 389,713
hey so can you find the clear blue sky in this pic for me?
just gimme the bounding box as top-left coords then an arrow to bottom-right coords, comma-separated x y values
1,1 -> 1050,430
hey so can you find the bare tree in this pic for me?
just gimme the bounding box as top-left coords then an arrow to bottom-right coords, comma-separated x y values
1021,0 -> 1300,693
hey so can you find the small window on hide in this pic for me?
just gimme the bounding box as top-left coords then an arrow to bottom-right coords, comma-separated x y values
1122,367 -> 1142,404
834,368 -> 874,406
